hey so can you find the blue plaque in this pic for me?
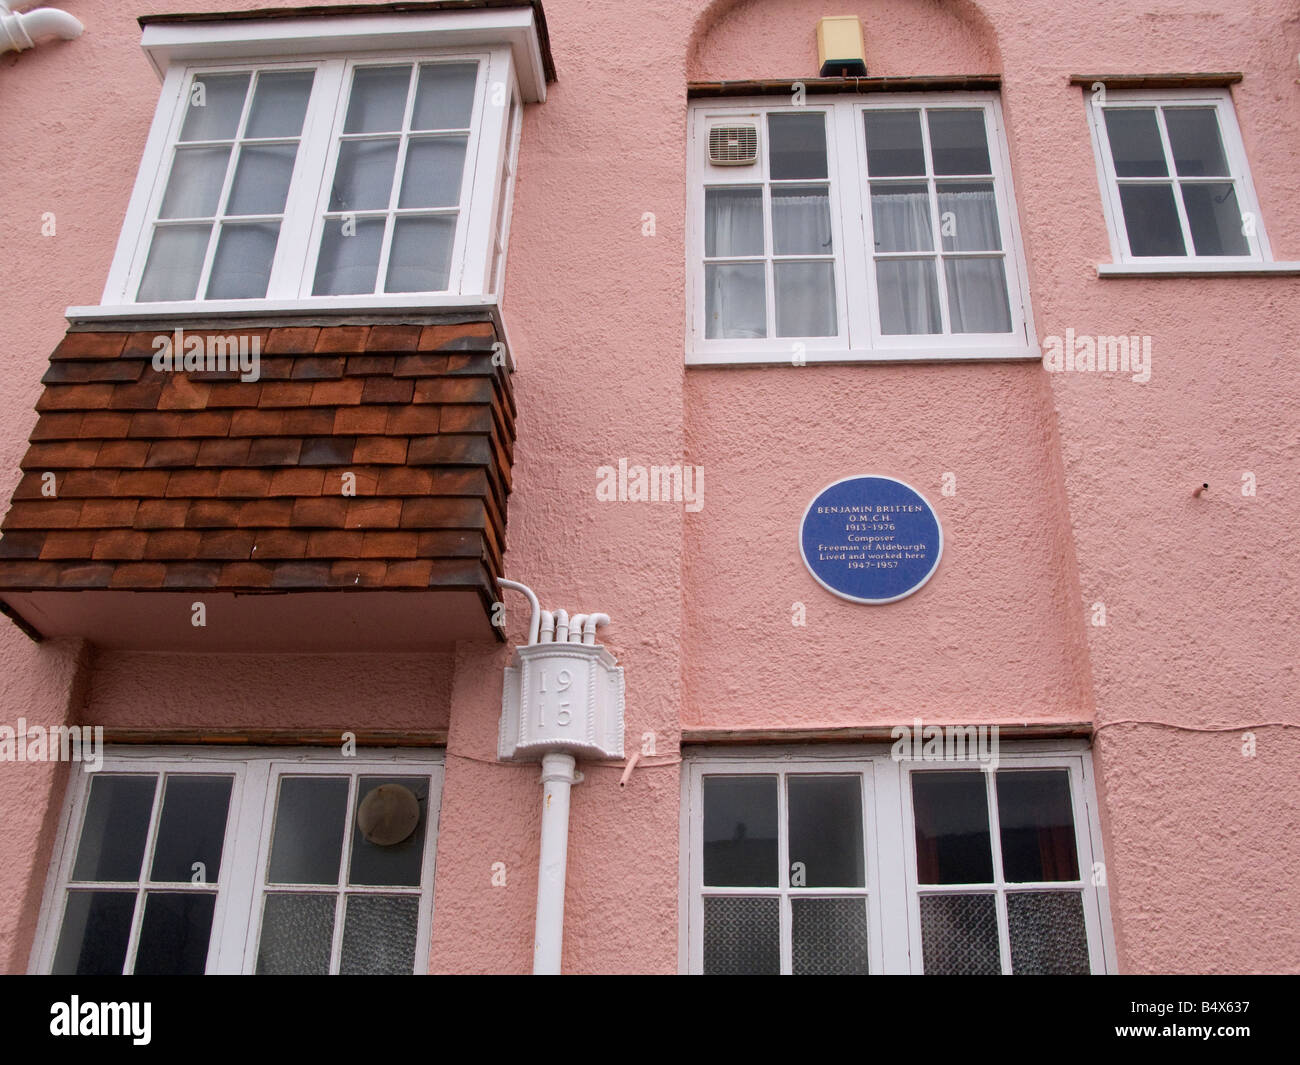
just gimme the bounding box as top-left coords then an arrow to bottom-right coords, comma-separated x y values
799,476 -> 943,604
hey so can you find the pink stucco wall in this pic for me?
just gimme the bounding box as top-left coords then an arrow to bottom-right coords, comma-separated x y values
0,0 -> 1297,973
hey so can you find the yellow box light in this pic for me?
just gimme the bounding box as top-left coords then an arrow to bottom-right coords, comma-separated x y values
817,16 -> 867,77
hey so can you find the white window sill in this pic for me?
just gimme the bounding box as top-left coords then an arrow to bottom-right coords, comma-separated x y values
67,294 -> 500,324
1097,261 -> 1300,278
685,346 -> 1043,367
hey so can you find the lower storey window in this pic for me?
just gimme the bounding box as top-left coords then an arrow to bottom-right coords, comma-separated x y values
684,746 -> 1112,974
34,748 -> 442,975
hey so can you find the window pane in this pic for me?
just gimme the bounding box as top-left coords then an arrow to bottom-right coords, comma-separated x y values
313,216 -> 385,295
996,770 -> 1079,882
875,258 -> 941,335
871,184 -> 933,252
703,896 -> 779,974
705,187 -> 763,257
340,894 -> 419,974
256,893 -> 336,974
792,897 -> 870,975
245,70 -> 314,139
1164,108 -> 1230,177
207,222 -> 280,299
772,185 -> 832,255
927,109 -> 991,175
51,890 -> 136,975
911,771 -> 993,884
349,777 -> 430,886
138,224 -> 210,302
705,262 -> 766,340
702,776 -> 777,886
412,62 -> 478,130
768,112 -> 828,180
179,73 -> 250,141
72,774 -> 156,882
344,65 -> 411,133
944,257 -> 1012,333
385,216 -> 455,293
398,136 -> 468,208
1104,108 -> 1168,177
329,138 -> 400,211
937,182 -> 1001,251
134,892 -> 216,975
1118,183 -> 1186,256
160,146 -> 230,219
267,776 -> 349,885
775,262 -> 836,337
1007,891 -> 1090,974
150,775 -> 233,883
787,776 -> 863,887
864,110 -> 925,177
227,144 -> 297,215
1181,182 -> 1249,256
919,893 -> 1001,974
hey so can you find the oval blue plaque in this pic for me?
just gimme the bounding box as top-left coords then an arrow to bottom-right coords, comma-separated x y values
799,476 -> 943,604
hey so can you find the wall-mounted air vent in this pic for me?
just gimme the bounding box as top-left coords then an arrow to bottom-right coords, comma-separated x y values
708,125 -> 759,166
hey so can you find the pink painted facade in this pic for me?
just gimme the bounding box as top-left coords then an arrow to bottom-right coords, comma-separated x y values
0,0 -> 1296,975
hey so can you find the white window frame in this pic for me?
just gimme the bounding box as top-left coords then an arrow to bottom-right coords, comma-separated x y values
680,742 -> 1117,974
29,746 -> 444,975
686,92 -> 1039,366
1087,88 -> 1300,276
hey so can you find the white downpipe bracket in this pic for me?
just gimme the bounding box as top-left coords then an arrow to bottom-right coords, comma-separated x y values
0,2 -> 83,54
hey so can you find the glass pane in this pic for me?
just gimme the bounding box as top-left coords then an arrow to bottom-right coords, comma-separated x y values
227,144 -> 297,215
159,146 -> 230,219
792,897 -> 870,975
703,896 -> 779,974
919,893 -> 1001,974
704,262 -> 766,340
871,183 -> 933,252
1181,182 -> 1249,256
344,65 -> 412,133
1118,183 -> 1186,256
864,110 -> 925,177
245,70 -> 314,139
768,112 -> 828,180
138,224 -> 210,302
412,62 -> 478,130
1164,107 -> 1230,177
256,893 -> 336,975
385,215 -> 455,293
1104,108 -> 1168,177
937,181 -> 1001,251
705,187 -> 763,257
1007,891 -> 1090,974
267,776 -> 349,885
150,775 -> 233,883
927,109 -> 991,175
349,777 -> 430,886
787,776 -> 864,887
775,262 -> 836,337
911,771 -> 993,884
51,890 -> 136,975
207,222 -> 280,299
772,185 -> 831,255
134,892 -> 216,975
313,216 -> 385,295
329,138 -> 400,211
398,136 -> 468,208
944,257 -> 1012,333
179,73 -> 250,141
702,776 -> 777,886
340,894 -> 419,974
72,774 -> 156,882
996,770 -> 1079,882
875,258 -> 941,335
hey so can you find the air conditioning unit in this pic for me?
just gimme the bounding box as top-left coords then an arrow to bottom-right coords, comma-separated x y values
709,124 -> 759,166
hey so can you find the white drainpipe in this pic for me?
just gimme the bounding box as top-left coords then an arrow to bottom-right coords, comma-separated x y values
533,751 -> 578,974
0,2 -> 83,54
